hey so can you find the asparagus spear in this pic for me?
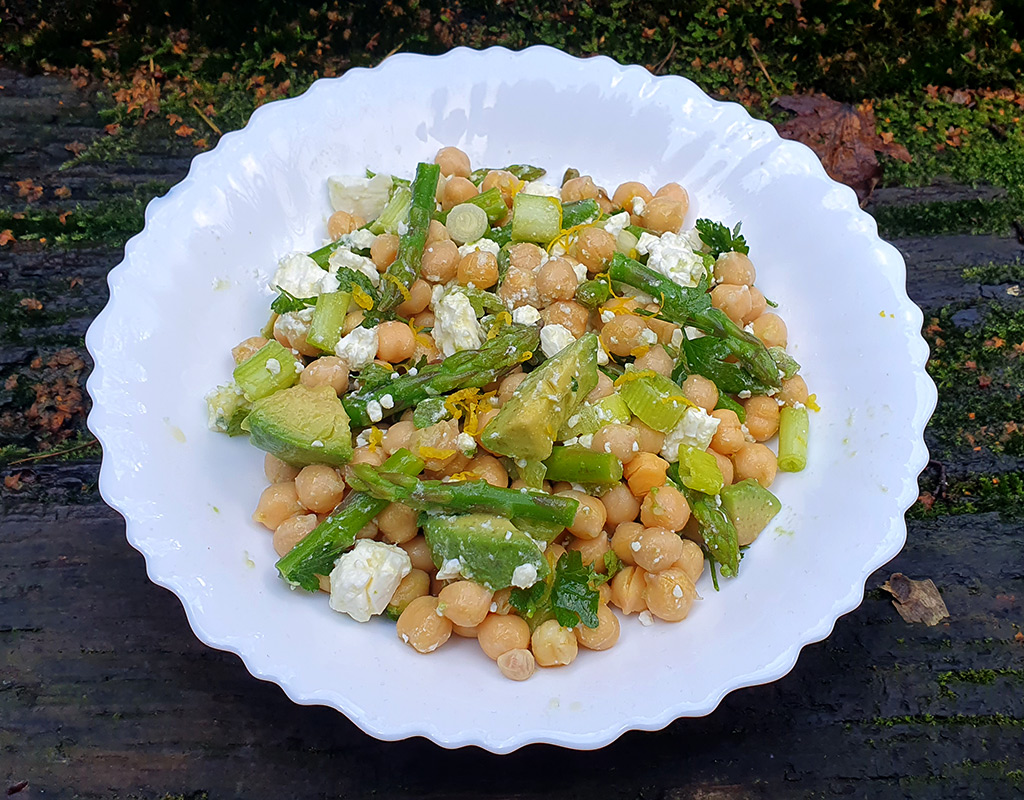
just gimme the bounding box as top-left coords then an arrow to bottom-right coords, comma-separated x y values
607,252 -> 780,388
376,162 -> 440,315
276,449 -> 425,591
342,324 -> 540,427
672,475 -> 740,588
347,464 -> 580,526
468,164 -> 546,185
543,446 -> 623,484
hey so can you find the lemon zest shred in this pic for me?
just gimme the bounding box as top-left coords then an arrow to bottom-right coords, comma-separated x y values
613,369 -> 660,388
352,285 -> 374,310
446,471 -> 483,483
407,316 -> 433,347
487,311 -> 512,340
545,221 -> 593,254
418,446 -> 457,460
805,393 -> 821,412
382,274 -> 411,303
366,426 -> 384,453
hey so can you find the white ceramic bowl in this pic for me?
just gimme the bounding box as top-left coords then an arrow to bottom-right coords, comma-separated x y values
86,45 -> 935,752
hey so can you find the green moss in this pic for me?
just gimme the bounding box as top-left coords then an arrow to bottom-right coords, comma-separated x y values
910,471 -> 1024,520
873,198 -> 1019,238
874,713 -> 1024,729
962,262 -> 1024,285
936,668 -> 1024,698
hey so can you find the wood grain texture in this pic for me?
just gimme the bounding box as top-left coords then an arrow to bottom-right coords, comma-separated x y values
2,66 -> 1023,800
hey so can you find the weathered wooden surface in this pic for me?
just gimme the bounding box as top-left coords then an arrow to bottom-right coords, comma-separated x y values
2,67 -> 1023,800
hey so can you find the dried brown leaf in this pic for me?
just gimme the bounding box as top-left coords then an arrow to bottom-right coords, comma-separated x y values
882,573 -> 950,626
773,93 -> 911,204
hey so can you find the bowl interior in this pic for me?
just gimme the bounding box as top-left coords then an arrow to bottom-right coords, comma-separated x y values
87,46 -> 932,752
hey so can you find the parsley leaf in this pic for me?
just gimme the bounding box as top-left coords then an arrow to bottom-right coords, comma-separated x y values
270,289 -> 316,314
695,218 -> 749,258
509,551 -> 602,630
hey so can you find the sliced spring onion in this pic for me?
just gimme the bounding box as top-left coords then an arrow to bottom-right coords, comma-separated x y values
617,372 -> 691,433
307,291 -> 351,353
369,184 -> 413,235
233,340 -> 300,401
777,406 -> 809,472
446,203 -> 489,245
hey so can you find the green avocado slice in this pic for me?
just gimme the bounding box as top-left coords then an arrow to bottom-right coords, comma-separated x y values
242,384 -> 353,467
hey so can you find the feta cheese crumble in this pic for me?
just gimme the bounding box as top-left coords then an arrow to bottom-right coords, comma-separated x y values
435,557 -> 464,580
334,325 -> 379,371
511,563 -> 539,589
433,290 -> 484,357
340,227 -> 377,251
328,540 -> 411,622
521,181 -> 561,198
511,305 -> 542,325
635,231 -> 705,288
264,358 -> 281,375
457,238 -> 501,259
366,400 -> 383,423
329,247 -> 380,287
271,252 -> 339,298
456,432 -> 477,455
661,406 -> 721,462
602,211 -> 631,238
540,323 -> 576,358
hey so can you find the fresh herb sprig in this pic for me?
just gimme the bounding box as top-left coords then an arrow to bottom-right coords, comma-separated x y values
509,550 -> 609,630
695,218 -> 749,258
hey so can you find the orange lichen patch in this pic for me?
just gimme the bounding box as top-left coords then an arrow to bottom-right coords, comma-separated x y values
0,349 -> 88,450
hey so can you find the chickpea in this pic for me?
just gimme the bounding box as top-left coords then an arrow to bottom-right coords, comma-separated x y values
568,530 -> 611,572
743,286 -> 768,325
536,259 -> 578,304
575,604 -> 621,651
644,568 -> 698,622
264,453 -> 299,484
673,539 -> 705,584
497,648 -> 536,681
743,395 -> 781,441
452,622 -> 479,639
631,419 -> 666,454
611,521 -> 644,566
396,596 -> 453,654
531,619 -> 578,667
655,182 -> 688,203
478,613 -> 531,659
388,569 -> 430,617
711,283 -> 753,326
779,374 -> 809,406
397,278 -> 432,317
480,169 -> 521,208
542,300 -> 589,338
434,145 -> 471,178
676,374 -> 717,413
420,239 -> 459,283
252,482 -> 305,530
507,243 -> 547,273
561,175 -> 600,202
557,490 -> 607,539
752,312 -> 788,349
491,587 -> 514,615
475,408 -> 501,448
399,535 -> 435,573
272,513 -> 318,557
438,580 -> 493,628
572,227 -> 616,273
601,483 -> 641,530
632,526 -> 685,573
587,423 -> 636,465
710,409 -> 744,456
610,565 -> 648,614
412,310 -> 435,329
612,181 -> 653,211
467,454 -> 508,488
640,197 -> 686,234
600,314 -> 648,357
299,356 -> 349,395
375,320 -> 417,364
645,315 -> 680,347
273,311 -> 319,357
327,210 -> 363,239
377,502 -> 419,544
583,374 -> 611,405
624,452 -> 669,496
343,310 -> 365,335
232,335 -> 268,364
456,251 -> 499,289
349,446 -> 385,468
425,218 -> 450,243
355,520 -> 378,540
640,485 -> 691,531
732,442 -> 778,488
634,345 -> 674,376
497,266 -> 540,309
294,465 -> 346,514
441,176 -> 478,211
370,233 -> 399,270
714,251 -> 756,286
382,420 -> 417,455
710,448 -> 734,486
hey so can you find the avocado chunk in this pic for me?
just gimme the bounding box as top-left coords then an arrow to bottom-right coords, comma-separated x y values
423,513 -> 550,591
480,332 -> 598,462
242,384 -> 353,467
719,479 -> 781,546
205,382 -> 252,436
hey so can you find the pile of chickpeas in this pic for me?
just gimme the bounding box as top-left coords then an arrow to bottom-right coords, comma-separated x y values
241,146 -> 811,681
